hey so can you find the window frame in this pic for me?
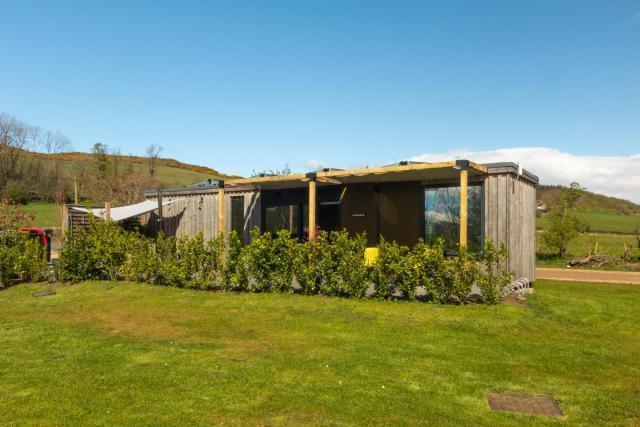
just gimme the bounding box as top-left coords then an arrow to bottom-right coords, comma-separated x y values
230,195 -> 245,237
422,181 -> 485,254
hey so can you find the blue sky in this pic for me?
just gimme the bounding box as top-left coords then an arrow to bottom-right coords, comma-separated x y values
1,0 -> 639,190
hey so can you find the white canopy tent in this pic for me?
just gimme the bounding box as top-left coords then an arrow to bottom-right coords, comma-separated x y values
71,200 -> 175,222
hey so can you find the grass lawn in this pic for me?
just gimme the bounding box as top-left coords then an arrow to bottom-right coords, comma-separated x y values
21,202 -> 61,228
1,281 -> 638,425
537,232 -> 640,270
537,210 -> 640,235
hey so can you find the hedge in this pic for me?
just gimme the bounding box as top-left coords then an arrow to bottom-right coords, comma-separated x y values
0,231 -> 48,287
57,219 -> 512,304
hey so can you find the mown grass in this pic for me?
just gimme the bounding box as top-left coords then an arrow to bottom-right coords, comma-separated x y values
1,280 -> 638,426
21,202 -> 61,228
537,210 -> 640,235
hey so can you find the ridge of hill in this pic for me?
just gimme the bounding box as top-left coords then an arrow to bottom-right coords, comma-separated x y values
23,150 -> 238,180
537,185 -> 640,213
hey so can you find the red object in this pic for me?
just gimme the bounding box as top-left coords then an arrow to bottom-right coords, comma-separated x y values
19,227 -> 48,245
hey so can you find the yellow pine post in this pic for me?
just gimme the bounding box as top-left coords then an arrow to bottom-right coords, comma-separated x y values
308,173 -> 317,240
218,183 -> 225,236
459,165 -> 468,247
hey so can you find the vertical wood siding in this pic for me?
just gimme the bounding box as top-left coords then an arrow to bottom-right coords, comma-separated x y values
145,190 -> 261,242
484,174 -> 536,281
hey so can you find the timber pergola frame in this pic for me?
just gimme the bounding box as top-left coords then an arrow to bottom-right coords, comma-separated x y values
223,160 -> 486,244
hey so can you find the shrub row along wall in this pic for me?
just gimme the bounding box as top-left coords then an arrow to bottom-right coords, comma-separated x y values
56,220 -> 512,304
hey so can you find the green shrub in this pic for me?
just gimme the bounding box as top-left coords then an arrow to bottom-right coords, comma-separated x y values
372,239 -> 419,299
317,231 -> 369,298
58,218 -> 140,281
293,239 -> 321,295
123,232 -> 225,289
244,229 -> 296,293
477,240 -> 512,304
445,245 -> 481,304
178,232 -> 223,289
16,237 -> 48,282
55,216 -> 512,305
0,231 -> 48,286
412,239 -> 449,303
0,243 -> 20,286
223,230 -> 249,291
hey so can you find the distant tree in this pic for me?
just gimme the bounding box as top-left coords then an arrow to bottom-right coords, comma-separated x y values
40,130 -> 71,154
111,147 -> 122,178
91,142 -> 109,176
251,164 -> 292,177
0,113 -> 29,188
541,182 -> 589,257
146,144 -> 162,177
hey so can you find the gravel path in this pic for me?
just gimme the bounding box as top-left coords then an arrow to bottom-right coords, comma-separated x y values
536,267 -> 640,284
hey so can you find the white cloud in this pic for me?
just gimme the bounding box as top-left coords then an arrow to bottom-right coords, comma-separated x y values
410,147 -> 640,203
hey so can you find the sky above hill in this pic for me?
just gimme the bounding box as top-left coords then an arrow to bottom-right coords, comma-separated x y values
1,1 -> 639,201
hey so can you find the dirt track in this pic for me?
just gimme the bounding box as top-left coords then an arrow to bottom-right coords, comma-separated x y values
536,267 -> 640,284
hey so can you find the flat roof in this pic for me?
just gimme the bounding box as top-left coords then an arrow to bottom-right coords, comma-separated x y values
225,160 -> 489,190
145,159 -> 538,196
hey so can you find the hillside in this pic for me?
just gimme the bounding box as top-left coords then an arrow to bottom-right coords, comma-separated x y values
536,185 -> 640,235
23,151 -> 238,186
537,185 -> 640,213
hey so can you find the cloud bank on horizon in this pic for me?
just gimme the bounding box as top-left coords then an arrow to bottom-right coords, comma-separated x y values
410,147 -> 640,204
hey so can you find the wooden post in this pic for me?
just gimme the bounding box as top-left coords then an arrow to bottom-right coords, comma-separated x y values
74,176 -> 78,205
289,204 -> 294,233
157,190 -> 163,235
61,204 -> 68,237
458,161 -> 468,247
104,202 -> 111,223
218,182 -> 225,236
307,173 -> 317,240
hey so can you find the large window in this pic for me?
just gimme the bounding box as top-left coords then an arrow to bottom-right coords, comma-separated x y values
264,204 -> 308,236
424,184 -> 483,252
230,196 -> 245,236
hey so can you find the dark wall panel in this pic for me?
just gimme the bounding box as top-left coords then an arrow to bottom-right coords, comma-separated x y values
340,183 -> 378,246
379,182 -> 422,246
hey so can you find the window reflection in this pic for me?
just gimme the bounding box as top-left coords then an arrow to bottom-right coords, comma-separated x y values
424,184 -> 482,252
265,204 -> 300,236
230,196 -> 245,236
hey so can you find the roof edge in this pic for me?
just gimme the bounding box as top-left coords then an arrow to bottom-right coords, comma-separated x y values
482,162 -> 539,184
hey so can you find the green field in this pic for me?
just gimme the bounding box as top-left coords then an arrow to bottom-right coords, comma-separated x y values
1,280 -> 638,425
536,232 -> 640,269
537,210 -> 640,234
53,158 -> 213,190
21,202 -> 61,228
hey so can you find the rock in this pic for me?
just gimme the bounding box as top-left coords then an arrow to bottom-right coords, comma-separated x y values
391,288 -> 404,298
415,286 -> 429,301
291,276 -> 303,293
364,282 -> 376,298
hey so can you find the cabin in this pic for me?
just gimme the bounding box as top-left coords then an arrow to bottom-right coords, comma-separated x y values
143,160 -> 538,282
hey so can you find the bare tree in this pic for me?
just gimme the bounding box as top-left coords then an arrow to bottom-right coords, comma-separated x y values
111,147 -> 122,178
146,144 -> 163,177
40,130 -> 71,154
0,113 -> 29,188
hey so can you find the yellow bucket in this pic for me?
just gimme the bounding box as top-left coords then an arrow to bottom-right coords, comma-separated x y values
364,247 -> 379,266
